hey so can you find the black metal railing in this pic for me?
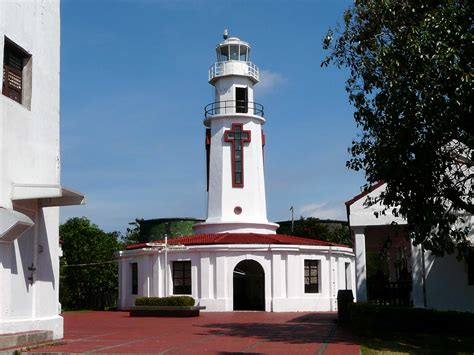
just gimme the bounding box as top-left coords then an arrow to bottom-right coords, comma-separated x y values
204,100 -> 264,118
368,281 -> 412,306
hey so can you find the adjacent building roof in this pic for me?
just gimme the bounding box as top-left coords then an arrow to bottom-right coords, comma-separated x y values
344,181 -> 385,206
126,233 -> 349,250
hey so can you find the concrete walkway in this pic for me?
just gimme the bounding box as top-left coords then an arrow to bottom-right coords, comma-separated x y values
27,311 -> 359,354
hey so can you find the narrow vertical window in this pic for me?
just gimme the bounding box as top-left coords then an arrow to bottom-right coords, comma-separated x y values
235,87 -> 248,113
173,261 -> 191,295
131,263 -> 138,295
2,38 -> 30,105
304,260 -> 319,293
224,123 -> 251,188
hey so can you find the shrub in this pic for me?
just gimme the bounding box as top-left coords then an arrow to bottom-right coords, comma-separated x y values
349,303 -> 474,335
135,296 -> 195,307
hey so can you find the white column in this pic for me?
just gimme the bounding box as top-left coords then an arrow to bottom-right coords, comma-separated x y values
354,227 -> 367,302
271,253 -> 282,311
200,253 -> 211,299
215,255 -> 227,303
117,257 -> 122,307
329,248 -> 337,311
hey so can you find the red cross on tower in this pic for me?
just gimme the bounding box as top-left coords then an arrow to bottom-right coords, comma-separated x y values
224,123 -> 251,188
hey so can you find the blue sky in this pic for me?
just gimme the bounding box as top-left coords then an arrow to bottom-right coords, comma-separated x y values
59,0 -> 366,233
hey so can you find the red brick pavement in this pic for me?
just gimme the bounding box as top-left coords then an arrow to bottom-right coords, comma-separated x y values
28,311 -> 359,354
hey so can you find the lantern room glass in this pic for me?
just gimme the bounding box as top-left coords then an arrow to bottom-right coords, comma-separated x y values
230,45 -> 239,60
240,46 -> 248,61
217,44 -> 250,62
219,45 -> 229,61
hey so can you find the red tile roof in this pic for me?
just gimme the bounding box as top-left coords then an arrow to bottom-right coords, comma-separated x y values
345,181 -> 385,206
126,233 -> 349,250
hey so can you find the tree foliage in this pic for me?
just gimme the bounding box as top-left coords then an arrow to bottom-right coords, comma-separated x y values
60,217 -> 122,310
278,217 -> 352,246
121,218 -> 143,246
323,0 -> 473,256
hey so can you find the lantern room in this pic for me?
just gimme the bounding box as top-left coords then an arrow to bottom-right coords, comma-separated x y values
209,30 -> 259,85
216,36 -> 250,62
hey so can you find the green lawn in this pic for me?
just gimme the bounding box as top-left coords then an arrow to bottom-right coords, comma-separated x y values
360,332 -> 474,354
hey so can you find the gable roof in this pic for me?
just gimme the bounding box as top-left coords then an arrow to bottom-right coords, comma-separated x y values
126,233 -> 349,250
345,181 -> 385,207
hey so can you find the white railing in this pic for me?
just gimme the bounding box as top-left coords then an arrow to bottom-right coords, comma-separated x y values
209,61 -> 259,82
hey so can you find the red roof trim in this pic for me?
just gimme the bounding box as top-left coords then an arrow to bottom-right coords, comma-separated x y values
345,181 -> 385,206
126,233 -> 350,250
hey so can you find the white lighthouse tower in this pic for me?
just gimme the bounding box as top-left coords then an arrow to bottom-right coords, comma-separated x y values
193,31 -> 279,235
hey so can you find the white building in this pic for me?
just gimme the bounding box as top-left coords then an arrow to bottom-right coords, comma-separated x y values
117,32 -> 355,312
347,182 -> 474,312
0,0 -> 84,340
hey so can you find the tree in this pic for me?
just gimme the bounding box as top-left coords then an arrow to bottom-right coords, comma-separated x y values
278,217 -> 352,246
323,1 -> 473,256
60,217 -> 122,310
121,218 -> 143,246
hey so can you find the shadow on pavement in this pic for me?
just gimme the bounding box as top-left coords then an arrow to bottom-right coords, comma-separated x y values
196,313 -> 341,345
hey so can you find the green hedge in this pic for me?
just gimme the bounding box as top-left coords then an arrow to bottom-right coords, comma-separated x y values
349,303 -> 474,335
135,296 -> 195,307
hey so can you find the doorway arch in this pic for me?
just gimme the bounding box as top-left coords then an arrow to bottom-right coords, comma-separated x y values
233,259 -> 265,311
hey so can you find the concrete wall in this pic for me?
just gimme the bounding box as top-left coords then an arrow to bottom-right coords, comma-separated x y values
0,0 -> 63,338
117,244 -> 356,312
411,245 -> 474,312
349,183 -> 474,312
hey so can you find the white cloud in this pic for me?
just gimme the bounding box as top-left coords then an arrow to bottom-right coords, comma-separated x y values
295,201 -> 347,221
255,70 -> 286,95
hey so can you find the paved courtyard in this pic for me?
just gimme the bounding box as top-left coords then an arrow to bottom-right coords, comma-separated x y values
29,311 -> 359,354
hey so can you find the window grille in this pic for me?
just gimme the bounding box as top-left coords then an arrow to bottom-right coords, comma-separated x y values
173,260 -> 191,295
304,260 -> 319,293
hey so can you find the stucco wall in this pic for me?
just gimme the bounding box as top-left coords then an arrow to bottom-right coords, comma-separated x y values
0,0 -> 62,339
117,245 -> 355,312
411,245 -> 474,312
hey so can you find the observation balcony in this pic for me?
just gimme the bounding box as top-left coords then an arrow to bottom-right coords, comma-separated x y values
204,100 -> 264,118
209,61 -> 259,84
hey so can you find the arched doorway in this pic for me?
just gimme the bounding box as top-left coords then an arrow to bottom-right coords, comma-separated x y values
233,259 -> 265,311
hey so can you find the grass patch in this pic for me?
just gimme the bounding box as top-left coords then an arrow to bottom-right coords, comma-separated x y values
360,331 -> 474,354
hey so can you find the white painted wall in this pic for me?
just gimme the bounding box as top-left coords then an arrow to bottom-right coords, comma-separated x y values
348,183 -> 407,228
0,0 -> 64,339
411,244 -> 474,312
348,183 -> 474,312
117,244 -> 356,312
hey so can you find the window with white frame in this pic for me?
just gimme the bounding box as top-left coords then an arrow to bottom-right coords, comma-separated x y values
173,260 -> 191,295
304,259 -> 319,293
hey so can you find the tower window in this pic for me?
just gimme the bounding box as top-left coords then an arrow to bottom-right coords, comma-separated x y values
224,123 -> 251,188
235,87 -> 248,113
173,260 -> 191,295
304,260 -> 319,293
2,38 -> 31,106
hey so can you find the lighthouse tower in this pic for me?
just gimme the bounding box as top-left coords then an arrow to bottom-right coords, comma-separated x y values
193,31 -> 279,235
